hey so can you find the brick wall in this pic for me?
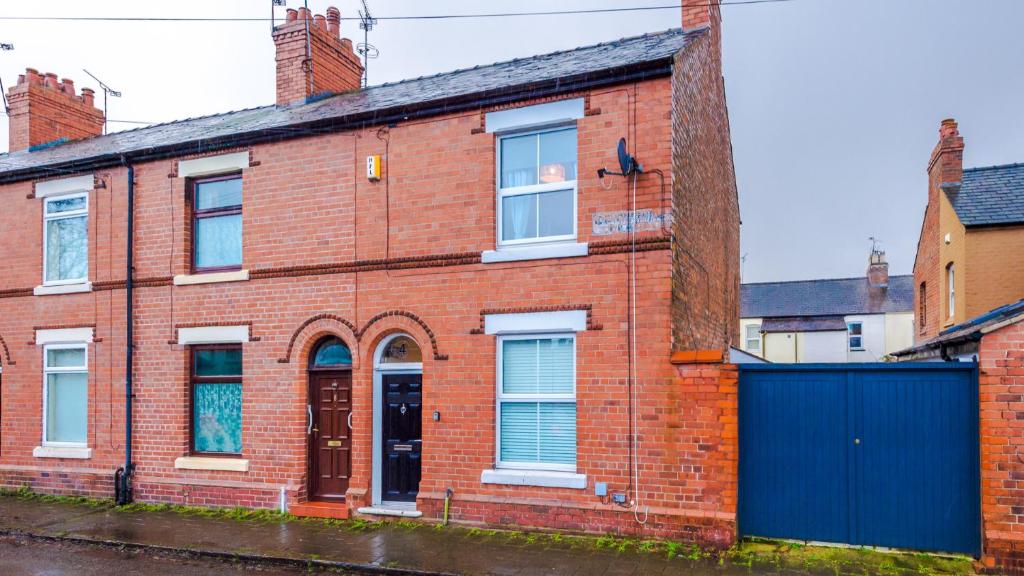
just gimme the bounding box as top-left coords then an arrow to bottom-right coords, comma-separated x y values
979,320 -> 1024,573
670,26 -> 741,351
0,64 -> 740,543
965,226 -> 1024,321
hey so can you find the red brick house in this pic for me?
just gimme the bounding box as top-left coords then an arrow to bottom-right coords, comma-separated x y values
0,1 -> 740,541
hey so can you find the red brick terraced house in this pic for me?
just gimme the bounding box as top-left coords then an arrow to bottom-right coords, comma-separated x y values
0,1 -> 740,542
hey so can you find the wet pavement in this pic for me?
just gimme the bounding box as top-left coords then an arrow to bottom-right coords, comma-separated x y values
0,495 -> 974,576
0,533 -> 349,575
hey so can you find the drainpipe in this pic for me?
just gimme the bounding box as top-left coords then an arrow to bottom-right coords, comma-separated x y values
115,159 -> 135,505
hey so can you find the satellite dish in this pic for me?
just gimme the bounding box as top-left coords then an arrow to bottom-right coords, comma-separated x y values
617,138 -> 636,176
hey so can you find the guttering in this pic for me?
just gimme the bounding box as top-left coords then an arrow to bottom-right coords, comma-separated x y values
0,60 -> 674,185
115,159 -> 135,505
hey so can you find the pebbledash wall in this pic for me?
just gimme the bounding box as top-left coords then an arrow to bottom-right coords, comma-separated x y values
0,3 -> 741,543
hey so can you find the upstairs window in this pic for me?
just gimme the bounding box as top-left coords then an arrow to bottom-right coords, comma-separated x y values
43,344 -> 88,445
947,263 -> 956,319
498,127 -> 577,245
43,193 -> 88,284
744,325 -> 761,352
919,282 -> 927,329
848,322 -> 864,351
190,345 -> 243,455
191,174 -> 242,272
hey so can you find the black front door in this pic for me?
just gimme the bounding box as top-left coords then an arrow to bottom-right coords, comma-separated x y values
382,373 -> 422,502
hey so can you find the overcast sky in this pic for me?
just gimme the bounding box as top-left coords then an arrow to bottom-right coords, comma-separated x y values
1,0 -> 1022,283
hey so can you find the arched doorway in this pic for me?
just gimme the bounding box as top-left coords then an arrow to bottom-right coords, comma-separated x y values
371,334 -> 423,507
307,337 -> 353,502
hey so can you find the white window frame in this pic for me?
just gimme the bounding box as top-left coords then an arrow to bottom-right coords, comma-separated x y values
42,192 -> 89,286
948,264 -> 956,318
495,333 -> 577,473
42,343 -> 88,448
496,126 -> 578,248
847,321 -> 864,351
744,325 -> 761,352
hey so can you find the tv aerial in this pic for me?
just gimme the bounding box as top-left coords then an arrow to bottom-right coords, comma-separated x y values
83,69 -> 121,134
357,0 -> 379,87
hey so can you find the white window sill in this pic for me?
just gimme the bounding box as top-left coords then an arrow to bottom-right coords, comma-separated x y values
481,242 -> 587,264
481,469 -> 586,489
173,270 -> 249,286
33,446 -> 92,459
174,456 -> 249,472
34,282 -> 92,296
356,506 -> 423,518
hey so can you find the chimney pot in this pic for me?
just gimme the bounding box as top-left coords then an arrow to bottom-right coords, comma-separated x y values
285,8 -> 298,22
6,69 -> 104,152
326,7 -> 341,36
940,118 -> 959,139
274,5 -> 364,105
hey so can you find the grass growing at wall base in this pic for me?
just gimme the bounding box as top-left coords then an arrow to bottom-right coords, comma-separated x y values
0,487 -> 978,574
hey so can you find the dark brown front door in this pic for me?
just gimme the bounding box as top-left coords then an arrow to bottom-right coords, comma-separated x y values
382,373 -> 422,502
308,371 -> 351,501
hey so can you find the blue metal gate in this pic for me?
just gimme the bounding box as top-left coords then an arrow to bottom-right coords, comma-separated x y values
738,364 -> 980,556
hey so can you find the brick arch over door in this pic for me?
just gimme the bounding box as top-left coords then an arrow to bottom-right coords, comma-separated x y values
355,310 -> 447,361
277,310 -> 447,363
278,314 -> 358,364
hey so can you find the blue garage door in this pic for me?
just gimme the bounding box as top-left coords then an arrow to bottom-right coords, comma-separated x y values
739,364 -> 979,556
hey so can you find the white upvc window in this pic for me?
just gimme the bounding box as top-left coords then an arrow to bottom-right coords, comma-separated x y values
43,193 -> 89,285
744,325 -> 761,352
42,344 -> 88,446
497,127 -> 578,246
947,263 -> 956,318
847,322 -> 864,351
496,334 -> 576,472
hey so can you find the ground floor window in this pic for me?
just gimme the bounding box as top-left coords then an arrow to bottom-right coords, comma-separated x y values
190,345 -> 243,455
43,344 -> 88,445
496,334 -> 576,471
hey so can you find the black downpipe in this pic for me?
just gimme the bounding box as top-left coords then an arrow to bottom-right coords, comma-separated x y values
115,162 -> 135,505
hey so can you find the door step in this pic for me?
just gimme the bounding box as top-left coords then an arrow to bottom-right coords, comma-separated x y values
289,501 -> 350,520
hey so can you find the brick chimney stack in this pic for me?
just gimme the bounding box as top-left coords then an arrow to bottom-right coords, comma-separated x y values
6,68 -> 105,152
273,5 -> 364,106
682,0 -> 721,32
928,118 -> 964,189
867,248 -> 890,289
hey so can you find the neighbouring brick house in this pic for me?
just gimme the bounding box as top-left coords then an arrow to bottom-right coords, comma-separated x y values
894,299 -> 1024,574
913,118 -> 1024,342
0,1 -> 740,543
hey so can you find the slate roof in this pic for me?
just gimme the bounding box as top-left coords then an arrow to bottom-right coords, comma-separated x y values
946,163 -> 1024,227
893,297 -> 1024,358
0,27 -> 699,182
741,275 -> 915,318
760,316 -> 848,333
